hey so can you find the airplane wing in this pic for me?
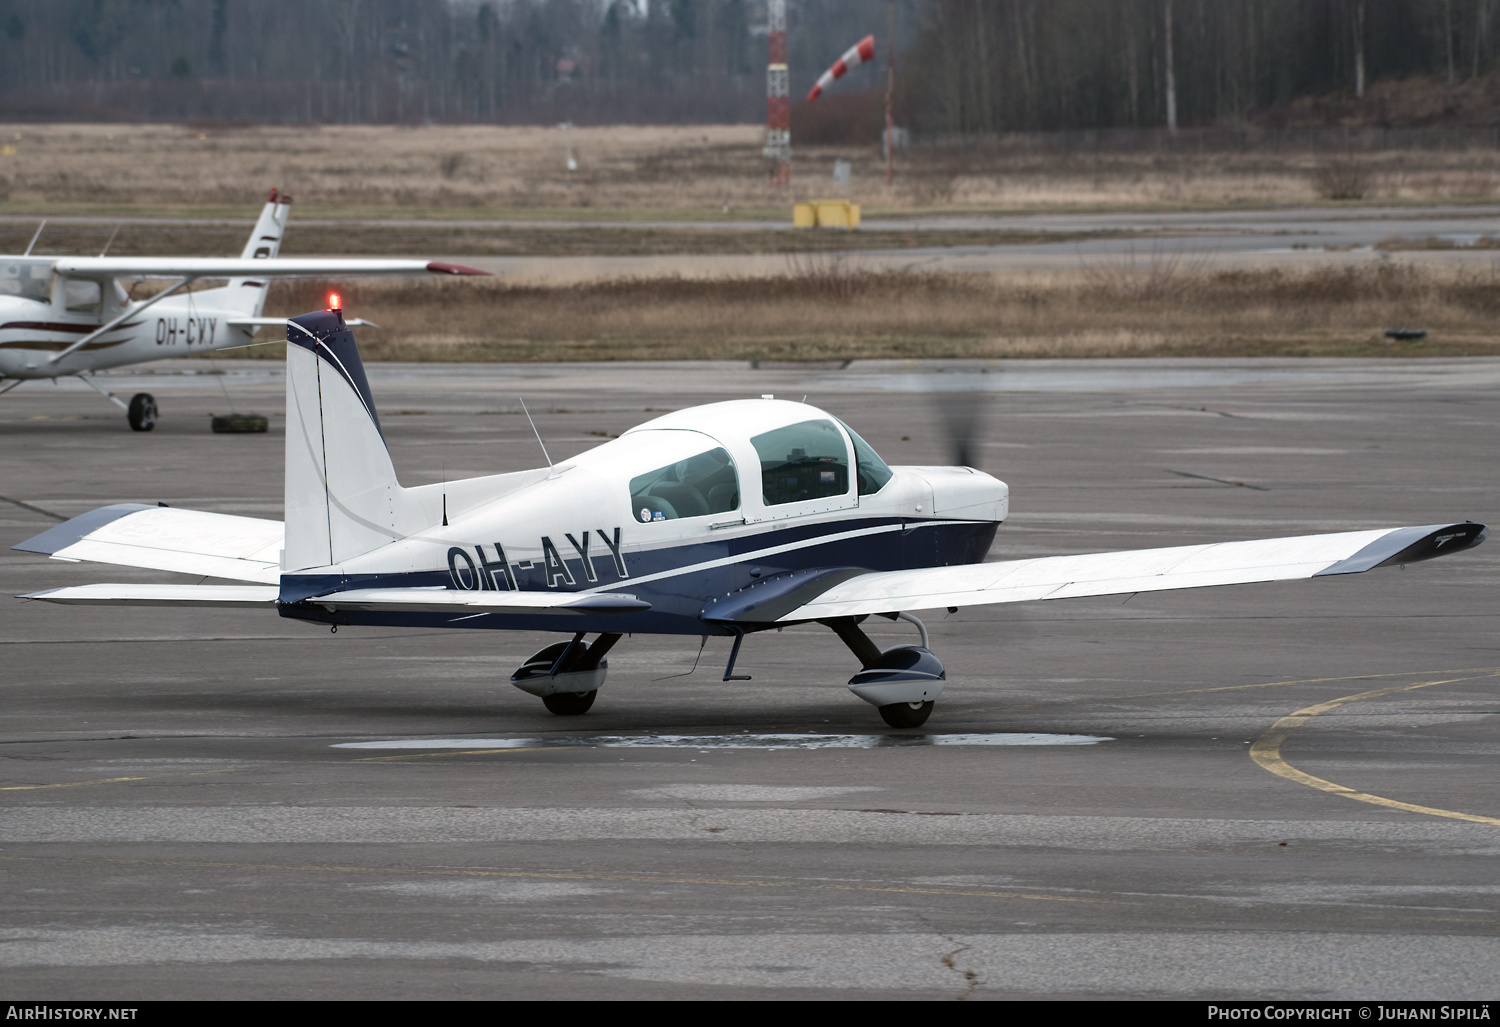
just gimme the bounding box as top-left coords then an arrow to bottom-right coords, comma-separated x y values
51,258 -> 489,278
12,504 -> 283,584
20,584 -> 649,616
704,523 -> 1487,625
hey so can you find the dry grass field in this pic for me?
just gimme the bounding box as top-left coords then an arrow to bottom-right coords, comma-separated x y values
229,261 -> 1500,363
4,123 -> 1500,217
6,123 -> 1499,362
0,217 -> 1129,259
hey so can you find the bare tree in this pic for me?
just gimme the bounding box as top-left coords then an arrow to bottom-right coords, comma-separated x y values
1353,0 -> 1366,98
1164,0 -> 1177,133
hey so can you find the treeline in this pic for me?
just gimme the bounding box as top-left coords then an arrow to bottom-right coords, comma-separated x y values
0,0 -> 899,125
906,0 -> 1500,133
0,0 -> 1493,130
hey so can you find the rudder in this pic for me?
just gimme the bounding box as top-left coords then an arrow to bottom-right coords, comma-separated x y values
225,188 -> 291,316
282,307 -> 405,572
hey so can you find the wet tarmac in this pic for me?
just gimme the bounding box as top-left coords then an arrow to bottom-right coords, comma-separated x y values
2,358 -> 1497,999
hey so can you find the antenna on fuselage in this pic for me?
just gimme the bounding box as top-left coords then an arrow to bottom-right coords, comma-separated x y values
98,224 -> 122,257
22,221 -> 44,256
518,397 -> 557,478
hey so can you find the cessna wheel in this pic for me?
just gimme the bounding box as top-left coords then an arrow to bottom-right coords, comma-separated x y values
878,700 -> 934,729
127,393 -> 157,432
542,690 -> 597,716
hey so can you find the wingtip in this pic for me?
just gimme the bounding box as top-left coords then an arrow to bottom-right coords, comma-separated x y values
426,261 -> 492,277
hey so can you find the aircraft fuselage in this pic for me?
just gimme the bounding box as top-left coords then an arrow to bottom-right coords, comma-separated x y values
0,291 -> 256,379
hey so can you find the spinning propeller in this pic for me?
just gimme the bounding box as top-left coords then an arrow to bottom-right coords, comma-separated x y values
931,376 -> 989,469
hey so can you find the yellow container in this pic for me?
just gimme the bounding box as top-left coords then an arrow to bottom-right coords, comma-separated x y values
795,200 -> 861,229
808,200 -> 860,229
814,200 -> 851,228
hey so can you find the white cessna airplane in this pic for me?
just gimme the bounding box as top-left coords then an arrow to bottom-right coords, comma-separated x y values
0,189 -> 486,430
15,307 -> 1487,727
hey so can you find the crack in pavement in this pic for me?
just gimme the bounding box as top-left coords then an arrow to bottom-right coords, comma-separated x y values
918,912 -> 983,1000
939,936 -> 981,1000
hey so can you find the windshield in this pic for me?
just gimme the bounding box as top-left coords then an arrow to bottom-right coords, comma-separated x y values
0,260 -> 52,303
839,420 -> 893,496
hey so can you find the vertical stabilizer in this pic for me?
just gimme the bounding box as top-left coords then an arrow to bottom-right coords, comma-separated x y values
283,308 -> 405,572
224,188 -> 291,316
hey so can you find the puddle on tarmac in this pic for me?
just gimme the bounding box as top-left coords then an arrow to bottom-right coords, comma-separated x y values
333,732 -> 1112,751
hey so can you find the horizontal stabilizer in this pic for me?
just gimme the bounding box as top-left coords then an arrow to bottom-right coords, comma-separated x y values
21,584 -> 278,607
305,589 -> 650,615
228,317 -> 379,329
725,522 -> 1486,623
12,504 -> 283,584
52,257 -> 490,279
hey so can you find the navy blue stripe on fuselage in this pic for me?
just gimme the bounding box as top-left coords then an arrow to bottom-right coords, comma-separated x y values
277,516 -> 999,636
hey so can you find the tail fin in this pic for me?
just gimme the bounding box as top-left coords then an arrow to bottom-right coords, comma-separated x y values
283,308 -> 409,572
224,188 -> 291,316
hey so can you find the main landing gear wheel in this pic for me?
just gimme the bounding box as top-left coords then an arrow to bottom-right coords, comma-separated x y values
512,633 -> 620,716
127,393 -> 157,432
542,690 -> 597,716
825,616 -> 946,728
878,700 -> 934,729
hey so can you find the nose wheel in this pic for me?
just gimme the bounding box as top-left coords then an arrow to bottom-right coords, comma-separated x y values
127,393 -> 157,432
824,615 -> 946,727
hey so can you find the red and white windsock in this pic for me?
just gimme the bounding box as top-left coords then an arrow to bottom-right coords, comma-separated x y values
806,35 -> 876,102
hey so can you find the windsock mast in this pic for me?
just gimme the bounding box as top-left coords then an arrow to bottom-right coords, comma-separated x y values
763,0 -> 791,189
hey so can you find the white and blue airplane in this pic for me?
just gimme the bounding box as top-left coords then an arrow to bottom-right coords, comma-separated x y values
13,308 -> 1488,726
0,189 -> 487,430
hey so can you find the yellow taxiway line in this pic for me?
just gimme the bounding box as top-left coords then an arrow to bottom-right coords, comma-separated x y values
1250,672 -> 1500,826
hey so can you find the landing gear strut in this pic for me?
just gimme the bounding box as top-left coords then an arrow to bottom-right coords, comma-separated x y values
76,374 -> 156,432
823,615 -> 946,728
511,632 -> 621,716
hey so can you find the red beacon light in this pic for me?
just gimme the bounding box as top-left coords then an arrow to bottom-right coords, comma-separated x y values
327,292 -> 341,312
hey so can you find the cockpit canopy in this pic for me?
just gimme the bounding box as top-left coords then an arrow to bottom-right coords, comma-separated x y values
601,401 -> 894,524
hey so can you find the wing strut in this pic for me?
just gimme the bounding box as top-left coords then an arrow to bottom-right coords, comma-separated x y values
76,373 -> 128,411
47,276 -> 193,365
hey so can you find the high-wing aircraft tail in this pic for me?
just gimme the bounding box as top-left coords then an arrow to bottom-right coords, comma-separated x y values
222,187 -> 291,316
160,189 -> 291,320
